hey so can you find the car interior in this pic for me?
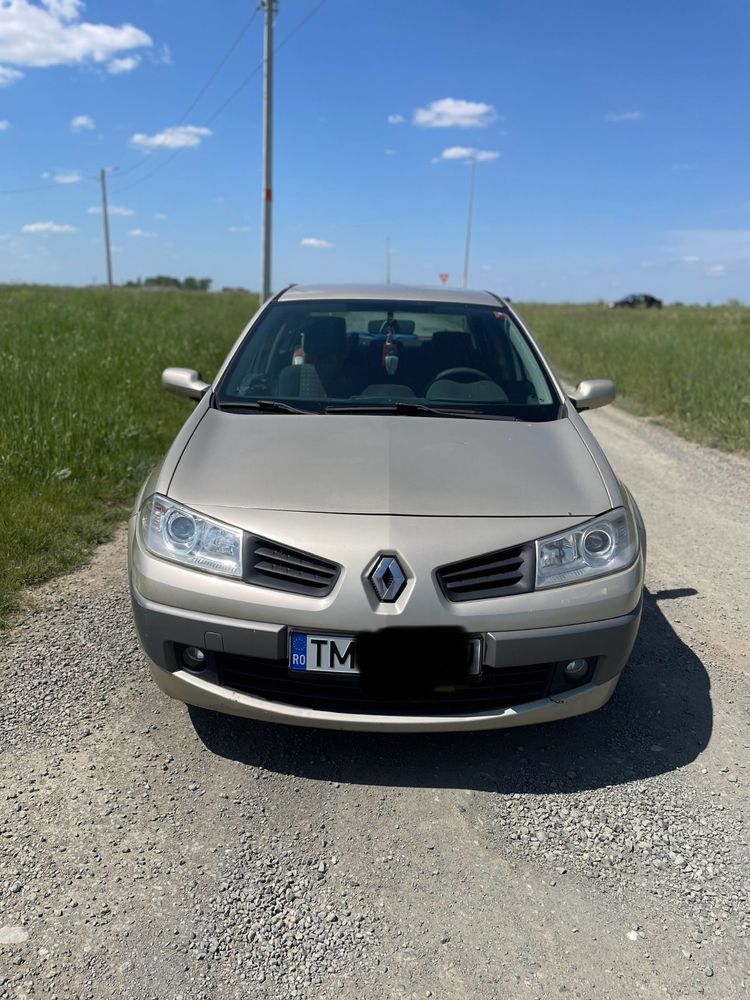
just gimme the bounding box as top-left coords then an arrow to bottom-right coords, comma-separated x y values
222,306 -> 556,410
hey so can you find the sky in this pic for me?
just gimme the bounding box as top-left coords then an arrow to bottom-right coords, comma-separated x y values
0,0 -> 748,302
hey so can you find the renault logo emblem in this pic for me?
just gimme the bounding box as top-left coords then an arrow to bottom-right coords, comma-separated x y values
369,555 -> 407,603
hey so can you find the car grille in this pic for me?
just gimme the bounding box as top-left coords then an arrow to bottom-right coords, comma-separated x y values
244,537 -> 340,597
436,543 -> 534,602
216,654 -> 554,716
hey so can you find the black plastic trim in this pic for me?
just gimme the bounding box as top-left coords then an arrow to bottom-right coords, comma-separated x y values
436,542 -> 535,602
243,535 -> 340,597
217,651 -> 555,717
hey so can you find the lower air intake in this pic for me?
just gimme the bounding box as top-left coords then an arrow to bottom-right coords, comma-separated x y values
218,654 -> 554,716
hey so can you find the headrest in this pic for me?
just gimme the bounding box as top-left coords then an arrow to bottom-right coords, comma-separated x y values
302,316 -> 347,360
430,330 -> 471,350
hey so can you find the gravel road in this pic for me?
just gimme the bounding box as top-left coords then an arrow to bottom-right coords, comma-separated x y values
1,405 -> 748,1000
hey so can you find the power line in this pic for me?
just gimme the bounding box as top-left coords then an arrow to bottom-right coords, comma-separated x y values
1,0 -> 328,200
174,8 -> 263,125
0,180 -> 66,196
113,0 -> 329,195
112,65 -> 263,194
275,0 -> 328,54
209,0 -> 327,122
114,6 -> 262,181
0,8 -> 262,196
0,170 -> 101,196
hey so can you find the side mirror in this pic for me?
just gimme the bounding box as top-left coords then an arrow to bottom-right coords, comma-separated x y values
569,378 -> 616,412
162,367 -> 211,401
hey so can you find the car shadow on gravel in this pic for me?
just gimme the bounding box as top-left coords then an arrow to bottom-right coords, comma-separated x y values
189,589 -> 712,794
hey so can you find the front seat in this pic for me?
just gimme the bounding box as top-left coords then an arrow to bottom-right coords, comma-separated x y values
277,317 -> 348,398
426,330 -> 476,380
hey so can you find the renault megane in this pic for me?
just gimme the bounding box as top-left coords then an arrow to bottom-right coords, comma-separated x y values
129,284 -> 645,732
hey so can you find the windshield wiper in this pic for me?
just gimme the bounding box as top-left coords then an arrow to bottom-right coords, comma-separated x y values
217,399 -> 312,414
325,402 -> 519,420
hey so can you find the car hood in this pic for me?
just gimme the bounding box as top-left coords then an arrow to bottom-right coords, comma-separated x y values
168,411 -> 611,517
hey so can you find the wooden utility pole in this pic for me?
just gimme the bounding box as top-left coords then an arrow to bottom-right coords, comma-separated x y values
260,1 -> 278,302
100,167 -> 113,288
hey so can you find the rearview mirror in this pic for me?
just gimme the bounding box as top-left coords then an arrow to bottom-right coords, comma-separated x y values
569,378 -> 616,412
162,367 -> 211,401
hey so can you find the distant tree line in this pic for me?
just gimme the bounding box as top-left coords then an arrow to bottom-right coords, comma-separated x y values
124,275 -> 212,291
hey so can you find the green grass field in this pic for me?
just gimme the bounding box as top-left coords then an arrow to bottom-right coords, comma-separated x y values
0,286 -> 748,623
0,286 -> 253,623
519,302 -> 750,453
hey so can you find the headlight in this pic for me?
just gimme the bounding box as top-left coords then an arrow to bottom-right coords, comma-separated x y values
535,507 -> 636,589
140,494 -> 243,578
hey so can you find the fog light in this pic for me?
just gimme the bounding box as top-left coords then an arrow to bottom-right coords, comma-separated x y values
182,646 -> 207,671
563,658 -> 590,682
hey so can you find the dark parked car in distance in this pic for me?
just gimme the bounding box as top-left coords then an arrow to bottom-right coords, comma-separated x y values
610,294 -> 663,309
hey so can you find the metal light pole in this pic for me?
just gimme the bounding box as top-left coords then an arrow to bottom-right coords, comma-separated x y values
260,0 -> 277,302
462,156 -> 476,289
100,167 -> 114,288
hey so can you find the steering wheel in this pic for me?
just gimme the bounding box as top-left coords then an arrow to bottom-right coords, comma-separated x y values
429,367 -> 494,384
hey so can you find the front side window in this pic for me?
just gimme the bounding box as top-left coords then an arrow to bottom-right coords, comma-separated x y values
217,299 -> 561,420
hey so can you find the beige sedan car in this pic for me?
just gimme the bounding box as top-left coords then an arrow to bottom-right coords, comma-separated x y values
129,285 -> 645,731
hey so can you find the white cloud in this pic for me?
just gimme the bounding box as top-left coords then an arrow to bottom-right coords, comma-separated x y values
301,237 -> 333,249
707,264 -> 726,275
669,229 -> 750,263
414,98 -> 497,129
154,212 -> 167,220
107,54 -> 139,74
384,148 -> 396,156
153,42 -> 172,66
0,66 -> 24,86
53,169 -> 83,183
128,228 -> 156,238
387,113 -> 404,124
87,204 -> 133,216
0,119 -> 10,131
228,225 -> 251,233
433,146 -> 500,163
44,1 -> 83,19
70,113 -> 94,131
604,111 -> 643,122
22,220 -> 78,233
473,150 -> 501,161
130,124 -> 212,151
0,1 -> 152,73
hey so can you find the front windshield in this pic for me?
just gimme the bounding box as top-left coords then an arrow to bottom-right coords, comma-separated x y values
216,299 -> 561,419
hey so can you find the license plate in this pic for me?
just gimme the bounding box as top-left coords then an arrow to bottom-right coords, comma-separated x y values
289,631 -> 358,674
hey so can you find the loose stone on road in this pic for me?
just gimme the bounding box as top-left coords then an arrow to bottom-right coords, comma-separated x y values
1,406 -> 748,999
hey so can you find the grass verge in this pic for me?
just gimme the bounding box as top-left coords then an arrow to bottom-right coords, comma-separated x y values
518,302 -> 750,454
0,285 -> 255,624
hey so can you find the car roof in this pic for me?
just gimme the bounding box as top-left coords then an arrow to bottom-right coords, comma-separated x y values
277,283 -> 505,307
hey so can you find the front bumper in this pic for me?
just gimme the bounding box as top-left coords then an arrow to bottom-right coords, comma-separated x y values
130,584 -> 641,733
